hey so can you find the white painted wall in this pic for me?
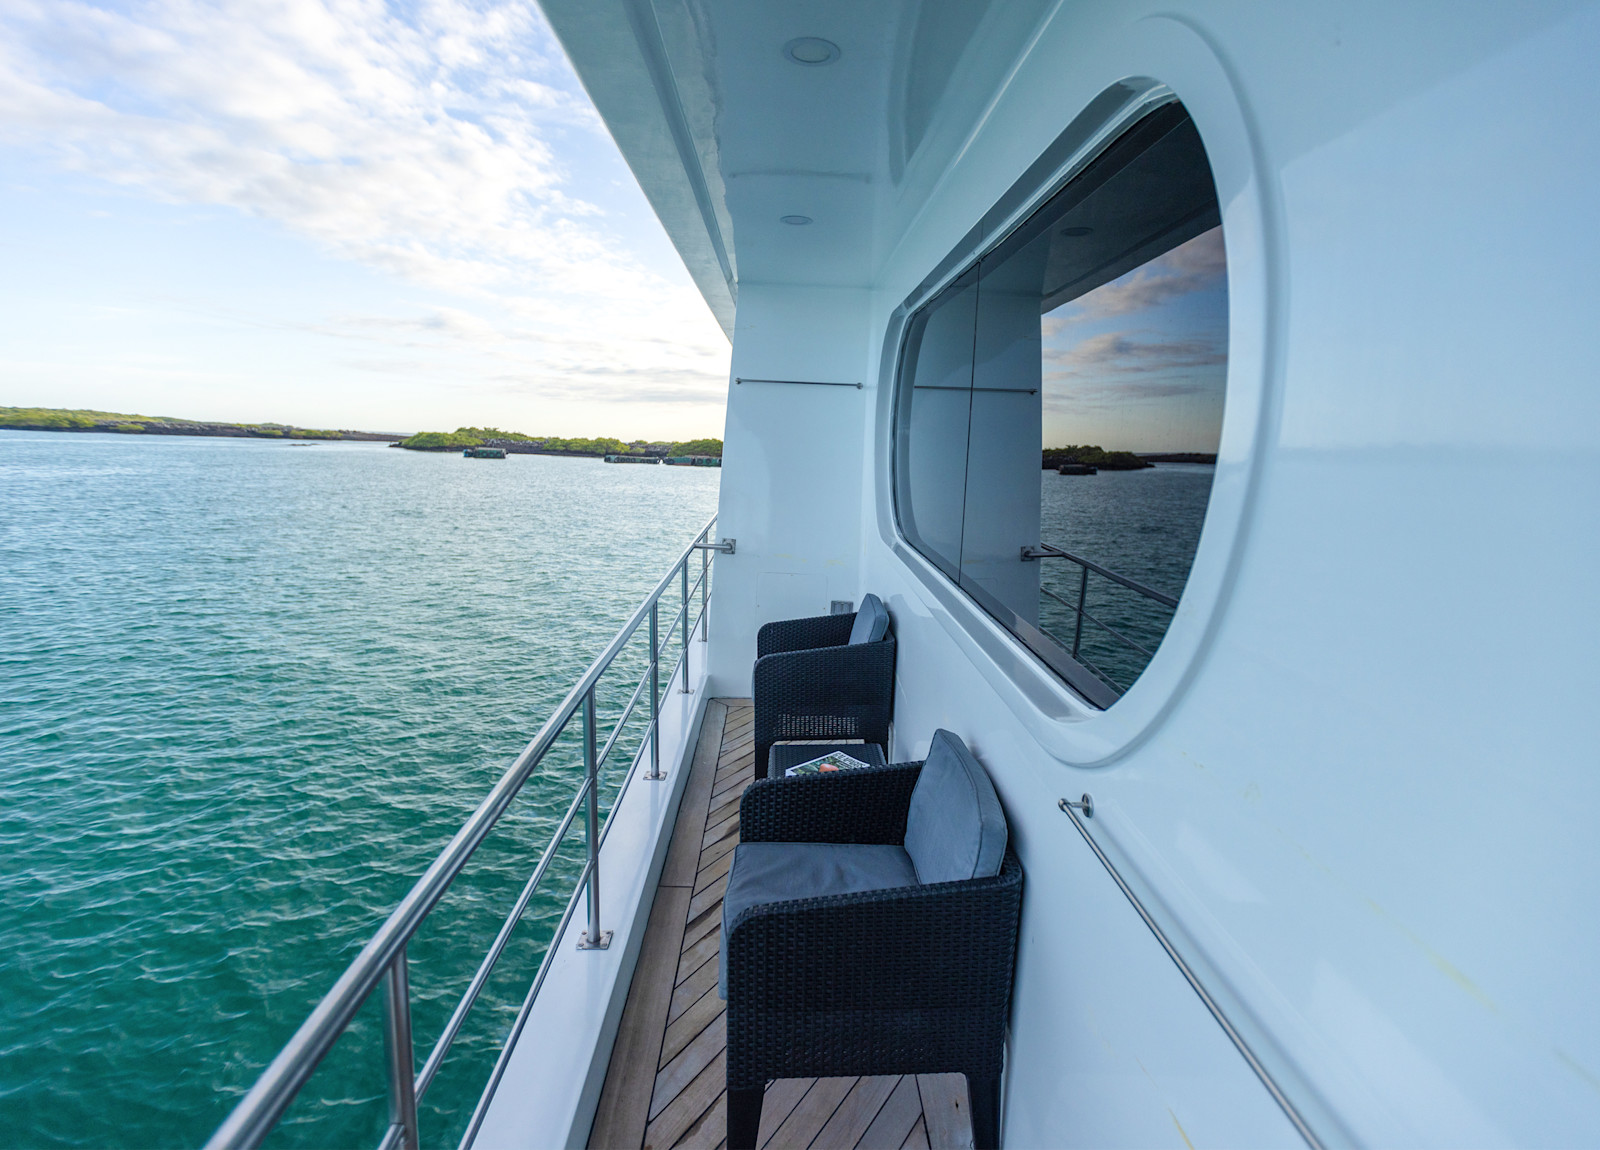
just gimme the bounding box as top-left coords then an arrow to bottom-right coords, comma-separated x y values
706,284 -> 872,695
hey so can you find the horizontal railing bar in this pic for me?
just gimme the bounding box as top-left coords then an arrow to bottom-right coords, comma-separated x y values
414,773 -> 595,1100
1076,607 -> 1156,660
457,857 -> 594,1150
1039,586 -> 1158,660
205,515 -> 714,1150
376,1122 -> 405,1150
1031,543 -> 1180,608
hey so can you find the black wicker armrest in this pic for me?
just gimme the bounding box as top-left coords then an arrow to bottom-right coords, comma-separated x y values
756,612 -> 855,658
739,763 -> 922,844
724,851 -> 1024,1087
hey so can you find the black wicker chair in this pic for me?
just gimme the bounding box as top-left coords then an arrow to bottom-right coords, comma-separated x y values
753,593 -> 897,784
721,731 -> 1022,1150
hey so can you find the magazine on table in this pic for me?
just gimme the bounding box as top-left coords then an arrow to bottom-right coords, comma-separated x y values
785,750 -> 872,776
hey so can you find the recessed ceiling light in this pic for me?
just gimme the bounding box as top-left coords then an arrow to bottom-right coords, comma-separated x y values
1060,226 -> 1093,237
783,37 -> 840,66
780,215 -> 813,226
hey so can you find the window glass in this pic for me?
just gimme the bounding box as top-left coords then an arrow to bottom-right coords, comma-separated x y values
894,104 -> 1227,704
895,270 -> 978,579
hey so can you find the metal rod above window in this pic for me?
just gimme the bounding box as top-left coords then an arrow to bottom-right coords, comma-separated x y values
913,385 -> 1038,394
734,377 -> 862,389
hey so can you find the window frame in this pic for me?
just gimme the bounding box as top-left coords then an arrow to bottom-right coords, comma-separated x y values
888,96 -> 1224,711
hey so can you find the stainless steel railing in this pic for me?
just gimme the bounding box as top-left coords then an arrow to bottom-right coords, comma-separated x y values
1023,543 -> 1179,696
206,516 -> 728,1150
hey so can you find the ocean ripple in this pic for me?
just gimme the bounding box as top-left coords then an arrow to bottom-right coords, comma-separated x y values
0,431 -> 719,1149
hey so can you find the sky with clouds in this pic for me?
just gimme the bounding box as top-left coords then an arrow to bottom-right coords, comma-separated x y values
0,0 -> 732,437
1042,225 -> 1228,453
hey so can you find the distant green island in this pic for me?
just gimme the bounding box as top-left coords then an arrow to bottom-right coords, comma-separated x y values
1041,445 -> 1217,470
0,408 -> 723,458
1043,445 -> 1152,471
0,406 -> 404,442
396,427 -> 723,458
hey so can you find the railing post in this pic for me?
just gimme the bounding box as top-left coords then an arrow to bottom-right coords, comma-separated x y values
700,536 -> 709,643
578,687 -> 610,949
382,948 -> 420,1150
678,558 -> 692,693
647,600 -> 663,779
1071,562 -> 1089,659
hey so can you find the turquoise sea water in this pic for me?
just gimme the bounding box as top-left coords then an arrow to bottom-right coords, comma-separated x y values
0,431 -> 719,1149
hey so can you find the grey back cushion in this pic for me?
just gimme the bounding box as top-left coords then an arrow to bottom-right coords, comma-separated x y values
847,593 -> 890,645
903,729 -> 1008,884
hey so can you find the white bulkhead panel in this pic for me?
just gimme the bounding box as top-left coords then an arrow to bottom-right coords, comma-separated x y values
542,0 -> 1600,1144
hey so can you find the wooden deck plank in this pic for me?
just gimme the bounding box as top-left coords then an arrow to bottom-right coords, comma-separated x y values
810,1076 -> 901,1150
694,848 -> 735,894
701,812 -> 739,850
705,789 -> 743,827
755,1079 -> 816,1149
765,1077 -> 858,1149
650,1014 -> 726,1120
660,985 -> 725,1068
686,873 -> 728,922
857,1076 -> 923,1150
899,1116 -> 930,1150
587,884 -> 692,1149
672,1091 -> 728,1150
676,920 -> 721,979
644,1055 -> 724,1150
914,1076 -> 972,1150
680,901 -> 721,953
660,701 -> 730,888
698,829 -> 739,870
710,773 -> 747,802
669,957 -> 719,1023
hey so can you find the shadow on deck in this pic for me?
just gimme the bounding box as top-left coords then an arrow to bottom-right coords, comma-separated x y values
588,700 -> 975,1150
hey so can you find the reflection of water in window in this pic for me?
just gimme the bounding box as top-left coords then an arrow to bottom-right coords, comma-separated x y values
1037,226 -> 1227,693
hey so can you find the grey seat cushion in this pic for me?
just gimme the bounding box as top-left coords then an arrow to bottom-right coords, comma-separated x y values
767,741 -> 888,778
847,593 -> 890,645
719,841 -> 918,997
903,729 -> 1008,885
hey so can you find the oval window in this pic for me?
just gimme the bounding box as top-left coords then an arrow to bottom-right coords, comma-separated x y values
894,102 -> 1227,706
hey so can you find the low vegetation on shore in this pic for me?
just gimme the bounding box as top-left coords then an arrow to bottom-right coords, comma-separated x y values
0,406 -> 400,441
1042,445 -> 1153,471
396,427 -> 723,457
0,409 -> 722,457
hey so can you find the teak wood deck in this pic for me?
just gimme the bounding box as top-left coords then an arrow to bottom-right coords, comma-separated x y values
588,699 -> 975,1150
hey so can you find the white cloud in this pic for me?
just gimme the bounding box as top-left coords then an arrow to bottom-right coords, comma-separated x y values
1045,330 -> 1226,376
1043,225 -> 1226,334
0,0 -> 731,422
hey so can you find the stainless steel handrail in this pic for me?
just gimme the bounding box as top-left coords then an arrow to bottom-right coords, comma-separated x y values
205,516 -> 719,1150
1022,543 -> 1180,607
1057,799 -> 1328,1150
1024,542 -> 1179,696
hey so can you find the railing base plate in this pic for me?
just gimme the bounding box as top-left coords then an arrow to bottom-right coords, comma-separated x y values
576,930 -> 614,951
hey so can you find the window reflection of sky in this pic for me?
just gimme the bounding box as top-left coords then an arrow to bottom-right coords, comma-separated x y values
1041,225 -> 1227,452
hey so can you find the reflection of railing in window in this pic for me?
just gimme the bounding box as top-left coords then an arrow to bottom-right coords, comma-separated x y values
1022,544 -> 1179,696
